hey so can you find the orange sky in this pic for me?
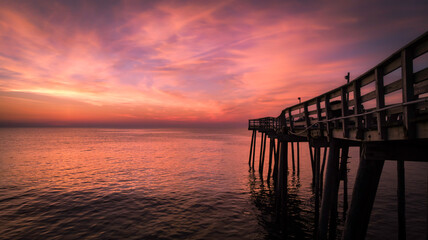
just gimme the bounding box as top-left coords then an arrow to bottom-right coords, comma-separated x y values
0,0 -> 427,127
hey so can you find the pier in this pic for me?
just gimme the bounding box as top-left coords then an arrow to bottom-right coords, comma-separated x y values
248,32 -> 428,239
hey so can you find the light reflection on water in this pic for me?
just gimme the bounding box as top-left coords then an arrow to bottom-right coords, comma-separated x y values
0,128 -> 427,239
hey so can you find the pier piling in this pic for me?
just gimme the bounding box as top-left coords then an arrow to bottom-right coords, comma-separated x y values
277,140 -> 289,216
339,145 -> 349,216
268,137 -> 274,180
342,143 -> 385,240
259,132 -> 264,173
319,140 -> 340,240
249,130 -> 255,169
397,159 -> 406,240
297,142 -> 300,174
260,133 -> 267,175
320,147 -> 328,197
291,142 -> 295,172
314,146 -> 321,236
252,131 -> 257,170
273,139 -> 280,184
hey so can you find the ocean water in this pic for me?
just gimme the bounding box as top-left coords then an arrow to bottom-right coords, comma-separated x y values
0,128 -> 426,239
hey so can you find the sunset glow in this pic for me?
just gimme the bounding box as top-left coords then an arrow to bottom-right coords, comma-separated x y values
1,0 -> 427,127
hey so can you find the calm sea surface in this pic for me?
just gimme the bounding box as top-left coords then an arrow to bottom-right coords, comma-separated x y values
0,128 -> 426,239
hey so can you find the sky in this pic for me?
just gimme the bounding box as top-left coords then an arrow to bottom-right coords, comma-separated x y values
0,0 -> 427,127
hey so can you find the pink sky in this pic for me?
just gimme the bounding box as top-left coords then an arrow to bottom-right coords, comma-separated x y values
0,0 -> 427,127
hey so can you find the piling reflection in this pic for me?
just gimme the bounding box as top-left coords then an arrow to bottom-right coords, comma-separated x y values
248,171 -> 313,239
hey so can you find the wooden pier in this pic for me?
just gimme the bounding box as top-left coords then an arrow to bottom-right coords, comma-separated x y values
248,32 -> 428,239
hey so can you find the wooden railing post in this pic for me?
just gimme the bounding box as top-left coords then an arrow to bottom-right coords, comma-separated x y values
304,102 -> 316,183
401,48 -> 416,139
304,102 -> 311,134
281,111 -> 288,134
316,97 -> 324,137
341,86 -> 350,138
354,79 -> 364,139
375,68 -> 387,140
324,94 -> 332,140
288,108 -> 294,134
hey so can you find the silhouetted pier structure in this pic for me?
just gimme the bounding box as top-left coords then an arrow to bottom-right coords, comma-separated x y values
248,32 -> 428,240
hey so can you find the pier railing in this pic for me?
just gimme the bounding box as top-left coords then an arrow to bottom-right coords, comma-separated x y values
249,117 -> 280,132
249,31 -> 428,141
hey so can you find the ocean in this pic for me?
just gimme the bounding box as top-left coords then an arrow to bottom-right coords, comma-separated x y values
0,128 -> 426,239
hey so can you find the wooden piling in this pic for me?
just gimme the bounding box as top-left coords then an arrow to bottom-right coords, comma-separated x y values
268,137 -> 274,180
252,131 -> 257,170
397,159 -> 406,240
340,145 -> 349,217
277,140 -> 285,193
291,142 -> 295,172
320,147 -> 328,197
319,140 -> 340,240
328,189 -> 339,240
260,133 -> 267,175
273,140 -> 282,223
278,140 -> 289,214
275,141 -> 282,193
273,139 -> 280,183
297,142 -> 300,174
342,143 -> 385,240
249,130 -> 255,169
328,145 -> 349,239
309,144 -> 315,185
314,146 -> 321,236
259,132 -> 265,172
